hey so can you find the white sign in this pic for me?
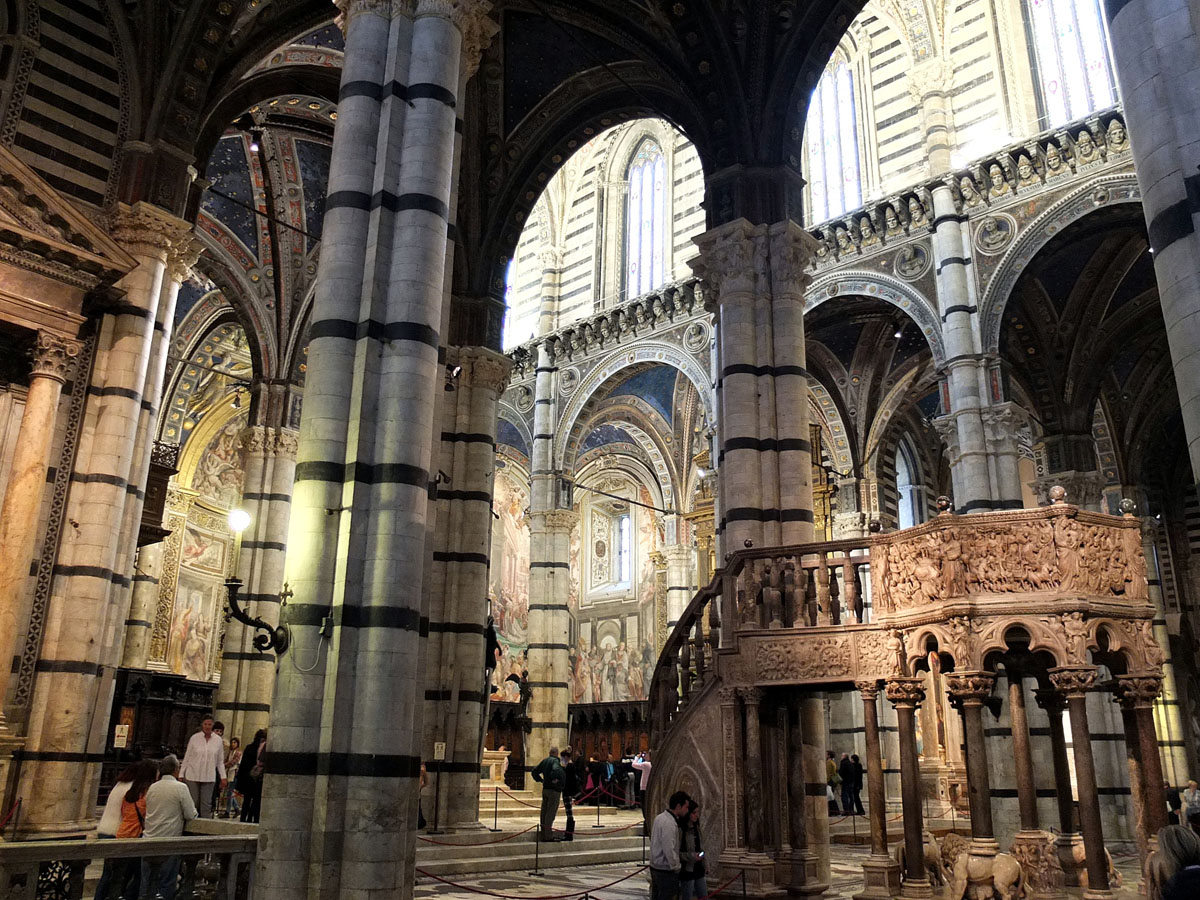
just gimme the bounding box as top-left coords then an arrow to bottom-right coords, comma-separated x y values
113,724 -> 129,749
433,741 -> 446,761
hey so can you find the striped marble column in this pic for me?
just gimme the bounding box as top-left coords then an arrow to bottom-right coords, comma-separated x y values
15,202 -> 191,834
908,60 -> 955,176
424,345 -> 511,830
258,2 -> 495,898
664,543 -> 694,629
214,424 -> 298,743
120,541 -> 162,669
1105,1 -> 1200,481
692,220 -> 765,552
928,184 -> 1020,513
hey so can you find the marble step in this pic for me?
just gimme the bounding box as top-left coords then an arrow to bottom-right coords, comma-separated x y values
415,831 -> 646,877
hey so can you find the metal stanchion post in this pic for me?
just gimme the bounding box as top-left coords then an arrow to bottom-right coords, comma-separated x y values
593,792 -> 603,828
490,788 -> 500,832
528,828 -> 544,876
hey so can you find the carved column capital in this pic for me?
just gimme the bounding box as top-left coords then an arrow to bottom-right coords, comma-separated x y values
110,202 -> 192,261
884,676 -> 926,709
738,686 -> 764,706
30,331 -> 81,384
767,220 -> 818,297
855,680 -> 880,701
1030,470 -> 1108,510
240,425 -> 300,460
1048,665 -> 1099,698
931,414 -> 961,463
455,1 -> 498,79
1113,672 -> 1163,708
944,670 -> 996,706
538,508 -> 579,532
451,345 -> 514,395
166,237 -> 203,284
979,401 -> 1029,444
718,686 -> 740,705
689,219 -> 766,303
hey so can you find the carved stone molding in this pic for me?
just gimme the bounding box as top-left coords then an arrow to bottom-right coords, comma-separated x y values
110,202 -> 193,261
240,426 -> 299,460
944,670 -> 996,705
30,331 -> 81,384
167,237 -> 203,284
1047,665 -> 1098,697
452,345 -> 513,395
1008,831 -> 1066,898
690,219 -> 765,302
767,220 -> 819,296
884,676 -> 926,708
1113,673 -> 1163,708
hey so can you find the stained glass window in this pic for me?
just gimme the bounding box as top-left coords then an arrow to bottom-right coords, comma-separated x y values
501,258 -> 517,349
616,514 -> 631,585
625,139 -> 666,299
1027,0 -> 1117,127
805,62 -> 861,224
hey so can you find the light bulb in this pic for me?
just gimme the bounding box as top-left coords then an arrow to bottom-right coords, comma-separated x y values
228,509 -> 251,534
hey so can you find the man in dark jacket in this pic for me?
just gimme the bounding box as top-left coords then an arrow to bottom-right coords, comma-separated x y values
561,747 -> 580,840
838,753 -> 854,816
850,754 -> 866,815
531,746 -> 566,840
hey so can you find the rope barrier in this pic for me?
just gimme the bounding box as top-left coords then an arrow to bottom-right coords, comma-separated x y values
414,864 -> 649,899
694,871 -> 746,900
0,797 -> 19,831
554,820 -> 642,836
418,825 -> 537,846
497,787 -> 544,809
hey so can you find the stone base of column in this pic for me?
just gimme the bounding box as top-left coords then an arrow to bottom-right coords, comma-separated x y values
1055,833 -> 1085,887
1009,830 -> 1066,900
719,851 -> 786,898
0,728 -> 23,830
779,848 -> 826,897
852,854 -> 900,900
1080,891 -> 1116,900
898,874 -> 933,899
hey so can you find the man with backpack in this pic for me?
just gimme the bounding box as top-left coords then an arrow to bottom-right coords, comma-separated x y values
531,746 -> 566,841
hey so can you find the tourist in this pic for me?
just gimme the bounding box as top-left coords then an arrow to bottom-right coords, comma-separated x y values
679,799 -> 707,900
1167,780 -> 1183,825
237,728 -> 267,823
141,755 -> 197,900
633,750 -> 653,806
826,750 -> 840,816
561,747 -> 580,840
94,760 -> 154,900
418,761 -> 428,830
531,746 -> 566,841
220,737 -> 242,818
838,752 -> 854,815
850,754 -> 866,816
1182,780 -> 1200,822
178,714 -> 226,818
1151,824 -> 1200,900
209,721 -> 226,816
650,790 -> 690,900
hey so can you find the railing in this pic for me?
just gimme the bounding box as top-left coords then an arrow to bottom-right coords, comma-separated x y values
0,834 -> 256,900
508,277 -> 705,379
649,538 -> 872,742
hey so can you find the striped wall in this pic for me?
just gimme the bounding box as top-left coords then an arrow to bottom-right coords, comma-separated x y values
859,12 -> 925,193
9,0 -> 123,207
504,119 -> 705,347
946,0 -> 1008,157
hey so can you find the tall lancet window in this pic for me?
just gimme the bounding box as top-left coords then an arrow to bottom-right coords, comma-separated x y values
805,61 -> 861,224
625,139 -> 666,299
1027,0 -> 1117,127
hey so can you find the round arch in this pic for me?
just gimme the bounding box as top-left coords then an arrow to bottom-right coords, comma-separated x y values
978,173 -> 1143,354
574,418 -> 675,511
553,343 -> 713,472
805,270 -> 945,366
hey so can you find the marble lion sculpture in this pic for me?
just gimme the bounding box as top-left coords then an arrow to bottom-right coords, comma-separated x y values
1066,842 -> 1122,889
948,849 -> 1026,900
893,829 -> 944,886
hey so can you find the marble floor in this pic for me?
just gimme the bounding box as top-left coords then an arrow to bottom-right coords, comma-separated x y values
413,843 -> 1145,900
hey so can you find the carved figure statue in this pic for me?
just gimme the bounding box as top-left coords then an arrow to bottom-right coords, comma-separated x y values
887,630 -> 907,676
978,216 -> 1011,252
1016,154 -> 1039,187
913,552 -> 942,604
908,197 -> 928,226
1045,143 -> 1067,177
1065,842 -> 1122,890
1075,128 -> 1099,164
762,562 -> 783,628
987,163 -> 1010,198
884,205 -> 903,235
895,830 -> 944,886
942,534 -> 967,597
960,175 -> 983,207
940,833 -> 970,883
1106,118 -> 1128,152
859,215 -> 879,246
1062,611 -> 1089,663
1053,516 -> 1082,590
835,226 -> 852,252
896,246 -> 926,278
1142,620 -> 1166,668
949,850 -> 1025,900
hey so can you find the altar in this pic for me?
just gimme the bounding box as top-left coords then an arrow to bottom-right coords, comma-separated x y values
481,748 -> 510,784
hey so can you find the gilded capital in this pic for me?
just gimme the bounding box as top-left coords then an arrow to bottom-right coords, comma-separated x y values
30,331 -> 81,384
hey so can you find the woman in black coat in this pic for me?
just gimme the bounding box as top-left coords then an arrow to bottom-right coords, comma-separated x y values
237,728 -> 267,823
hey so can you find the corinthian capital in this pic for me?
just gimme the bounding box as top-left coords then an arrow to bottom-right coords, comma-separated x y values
111,203 -> 193,261
452,345 -> 514,395
689,219 -> 766,304
167,237 -> 203,284
456,1 -> 498,79
30,331 -> 82,384
333,0 -> 395,25
767,220 -> 819,296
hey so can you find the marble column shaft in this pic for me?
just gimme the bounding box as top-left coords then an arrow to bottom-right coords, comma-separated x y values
214,425 -> 298,743
1105,1 -> 1200,480
1116,674 -> 1168,849
0,333 -> 80,729
854,681 -> 901,900
1050,668 -> 1110,896
1008,676 -> 1040,831
886,677 -> 931,898
664,542 -> 694,629
741,687 -> 765,852
258,3 -> 494,899
120,541 -> 162,669
946,671 -> 997,846
424,346 -> 511,830
16,203 -> 191,834
801,694 -> 832,887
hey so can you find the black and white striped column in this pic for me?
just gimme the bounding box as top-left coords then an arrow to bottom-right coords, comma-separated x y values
1105,1 -> 1200,482
258,2 -> 495,897
16,203 -> 192,834
214,424 -> 298,743
424,346 -> 511,830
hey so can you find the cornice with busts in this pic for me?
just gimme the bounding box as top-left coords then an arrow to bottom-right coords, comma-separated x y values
30,331 -> 82,384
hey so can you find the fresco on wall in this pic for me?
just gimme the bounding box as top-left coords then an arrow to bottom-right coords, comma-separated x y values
167,518 -> 230,682
490,472 -> 530,702
191,411 -> 249,508
569,634 -> 657,703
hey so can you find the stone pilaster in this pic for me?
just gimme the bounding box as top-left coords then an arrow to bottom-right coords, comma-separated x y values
214,425 -> 298,743
908,59 -> 956,176
663,542 -> 694,628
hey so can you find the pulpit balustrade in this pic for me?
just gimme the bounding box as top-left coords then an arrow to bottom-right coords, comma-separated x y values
647,496 -> 1166,900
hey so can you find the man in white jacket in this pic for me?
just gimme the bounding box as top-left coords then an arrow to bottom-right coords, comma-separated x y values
178,713 -> 226,817
650,790 -> 691,900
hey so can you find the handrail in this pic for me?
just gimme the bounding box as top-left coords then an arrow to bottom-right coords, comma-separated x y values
0,834 -> 258,863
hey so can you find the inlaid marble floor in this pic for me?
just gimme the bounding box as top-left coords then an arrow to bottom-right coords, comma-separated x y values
413,843 -> 1144,900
